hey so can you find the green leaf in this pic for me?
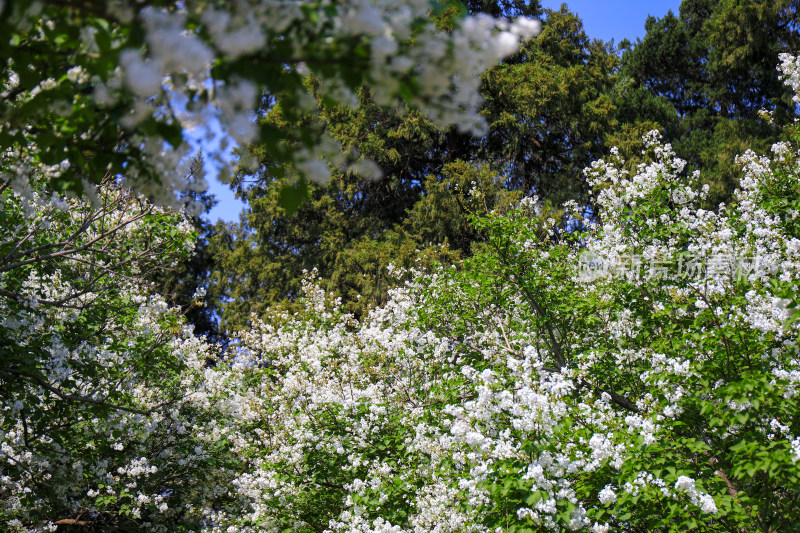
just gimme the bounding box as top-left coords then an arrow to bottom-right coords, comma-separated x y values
279,179 -> 310,215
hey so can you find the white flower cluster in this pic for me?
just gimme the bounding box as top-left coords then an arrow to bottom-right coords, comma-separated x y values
0,177 -> 231,531
3,1 -> 540,208
779,53 -> 800,105
674,476 -> 718,514
188,58 -> 800,531
6,47 -> 800,533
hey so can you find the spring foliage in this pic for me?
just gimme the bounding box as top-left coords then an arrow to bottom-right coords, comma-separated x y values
204,134 -> 800,532
211,0 -> 800,330
0,177 -> 237,530
5,54 -> 800,531
212,5 -> 619,328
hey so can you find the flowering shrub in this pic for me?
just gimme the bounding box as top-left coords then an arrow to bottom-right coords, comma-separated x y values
201,56 -> 800,531
4,30 -> 800,533
0,178 -> 237,531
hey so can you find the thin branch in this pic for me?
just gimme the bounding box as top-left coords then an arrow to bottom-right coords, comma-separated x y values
495,316 -> 516,355
1,195 -> 139,267
582,381 -> 640,413
20,409 -> 32,448
54,519 -> 91,527
1,367 -> 150,415
0,209 -> 151,273
709,456 -> 739,498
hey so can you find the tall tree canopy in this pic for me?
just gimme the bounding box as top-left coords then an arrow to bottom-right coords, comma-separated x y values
198,0 -> 800,337
618,0 -> 800,203
210,3 -> 625,329
479,4 -> 618,202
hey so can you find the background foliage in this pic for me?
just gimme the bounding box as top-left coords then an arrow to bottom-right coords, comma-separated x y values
205,0 -> 800,334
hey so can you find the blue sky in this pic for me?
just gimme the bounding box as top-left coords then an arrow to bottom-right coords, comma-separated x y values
541,1 -> 681,44
204,0 -> 682,223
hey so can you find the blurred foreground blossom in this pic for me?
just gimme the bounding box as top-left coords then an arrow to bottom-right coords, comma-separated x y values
0,1 -> 540,210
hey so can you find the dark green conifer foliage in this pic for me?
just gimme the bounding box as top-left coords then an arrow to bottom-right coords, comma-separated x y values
480,5 -> 619,204
619,0 -> 799,204
156,1 -> 800,338
207,3 -> 630,330
149,154 -> 222,341
462,0 -> 540,16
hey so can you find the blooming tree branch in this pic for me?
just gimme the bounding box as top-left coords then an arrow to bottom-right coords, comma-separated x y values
0,0 -> 540,210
